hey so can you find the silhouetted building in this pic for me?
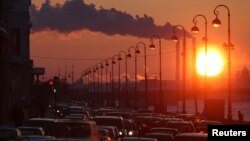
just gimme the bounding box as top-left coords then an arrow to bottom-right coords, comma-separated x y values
235,67 -> 250,88
0,0 -> 32,124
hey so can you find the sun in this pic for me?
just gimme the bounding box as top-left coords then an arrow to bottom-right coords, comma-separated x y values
196,48 -> 223,77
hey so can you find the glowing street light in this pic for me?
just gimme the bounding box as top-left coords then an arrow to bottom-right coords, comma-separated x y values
191,14 -> 208,115
149,35 -> 164,112
127,46 -> 140,109
212,4 -> 233,120
111,55 -> 119,107
136,42 -> 148,108
118,51 -> 128,107
171,25 -> 187,114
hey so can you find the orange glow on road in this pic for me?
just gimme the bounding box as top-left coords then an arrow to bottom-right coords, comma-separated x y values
196,47 -> 224,77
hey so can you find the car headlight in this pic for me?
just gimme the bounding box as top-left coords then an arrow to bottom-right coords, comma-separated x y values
128,131 -> 133,136
118,131 -> 123,136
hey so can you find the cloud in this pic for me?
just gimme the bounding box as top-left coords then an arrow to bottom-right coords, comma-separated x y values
30,0 -> 190,39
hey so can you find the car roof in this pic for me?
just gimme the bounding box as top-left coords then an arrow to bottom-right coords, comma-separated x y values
176,133 -> 208,137
93,116 -> 123,119
122,137 -> 158,141
56,119 -> 96,124
28,118 -> 57,122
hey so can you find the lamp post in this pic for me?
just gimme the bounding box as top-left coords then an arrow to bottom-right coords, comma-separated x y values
104,59 -> 111,106
112,55 -> 119,107
149,35 -> 164,113
85,69 -> 91,93
171,25 -> 187,114
136,42 -> 148,108
82,70 -> 90,92
212,5 -> 233,120
118,51 -> 128,107
97,62 -> 104,105
87,69 -> 92,104
191,14 -> 208,115
92,67 -> 97,98
95,65 -> 100,104
127,46 -> 140,109
175,40 -> 180,113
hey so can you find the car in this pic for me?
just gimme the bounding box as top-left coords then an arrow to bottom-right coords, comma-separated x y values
174,133 -> 208,141
121,137 -> 157,141
150,127 -> 179,137
134,116 -> 163,136
106,112 -> 134,120
144,133 -> 174,141
195,120 -> 222,133
97,126 -> 120,141
158,120 -> 195,133
0,127 -> 21,141
18,126 -> 45,136
153,118 -> 183,127
54,119 -> 99,139
124,119 -> 138,136
98,128 -> 112,141
92,116 -> 126,137
17,135 -> 55,141
24,118 -> 56,136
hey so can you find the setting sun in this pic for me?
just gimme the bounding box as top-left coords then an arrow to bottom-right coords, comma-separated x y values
196,48 -> 224,77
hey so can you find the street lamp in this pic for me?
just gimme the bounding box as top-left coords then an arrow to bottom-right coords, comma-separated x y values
212,5 -> 233,121
92,67 -> 97,94
171,25 -> 187,114
149,35 -> 164,113
86,69 -> 91,93
81,72 -> 86,93
136,42 -> 148,108
127,46 -> 140,109
96,62 -> 104,105
95,65 -> 100,93
118,51 -> 128,107
191,14 -> 208,115
104,58 -> 112,106
112,55 -> 119,107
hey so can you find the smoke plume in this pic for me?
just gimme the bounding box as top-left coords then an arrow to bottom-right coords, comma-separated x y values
30,0 -> 189,39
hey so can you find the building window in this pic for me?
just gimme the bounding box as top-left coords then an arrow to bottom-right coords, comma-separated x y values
10,28 -> 21,54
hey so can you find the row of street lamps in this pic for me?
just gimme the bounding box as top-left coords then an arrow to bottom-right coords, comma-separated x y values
82,4 -> 233,120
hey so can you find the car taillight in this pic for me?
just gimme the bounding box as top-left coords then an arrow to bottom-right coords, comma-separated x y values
141,123 -> 149,128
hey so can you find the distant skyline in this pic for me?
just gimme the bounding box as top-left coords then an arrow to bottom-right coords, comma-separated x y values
30,0 -> 250,82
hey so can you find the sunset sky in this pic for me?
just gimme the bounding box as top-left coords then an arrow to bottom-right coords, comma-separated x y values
30,0 -> 250,82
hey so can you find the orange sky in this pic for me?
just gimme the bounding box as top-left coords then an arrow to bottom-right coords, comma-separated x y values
30,0 -> 250,82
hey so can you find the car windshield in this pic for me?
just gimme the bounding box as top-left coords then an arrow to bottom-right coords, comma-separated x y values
94,118 -> 123,129
55,122 -> 91,138
19,129 -> 42,136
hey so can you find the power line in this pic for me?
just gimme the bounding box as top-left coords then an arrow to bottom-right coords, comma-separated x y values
31,55 -> 102,61
31,47 -> 189,61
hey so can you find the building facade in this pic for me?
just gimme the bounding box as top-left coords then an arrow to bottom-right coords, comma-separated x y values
0,0 -> 32,124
